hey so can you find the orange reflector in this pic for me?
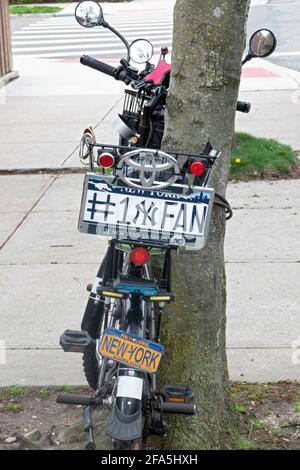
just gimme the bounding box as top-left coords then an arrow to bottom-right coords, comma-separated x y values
167,397 -> 186,403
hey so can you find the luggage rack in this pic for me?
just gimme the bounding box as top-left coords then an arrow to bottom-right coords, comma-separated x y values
91,142 -> 221,163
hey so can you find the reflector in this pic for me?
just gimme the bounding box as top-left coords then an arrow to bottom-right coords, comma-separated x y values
189,161 -> 206,176
98,152 -> 115,168
129,247 -> 150,266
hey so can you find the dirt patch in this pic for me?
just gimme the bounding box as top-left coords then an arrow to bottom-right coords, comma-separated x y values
1,382 -> 300,450
0,387 -> 90,449
232,382 -> 300,450
229,159 -> 300,183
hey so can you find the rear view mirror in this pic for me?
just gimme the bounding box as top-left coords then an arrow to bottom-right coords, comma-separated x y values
249,29 -> 277,58
75,0 -> 103,28
129,39 -> 154,64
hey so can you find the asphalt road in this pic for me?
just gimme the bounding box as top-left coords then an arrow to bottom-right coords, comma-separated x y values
247,0 -> 300,71
9,0 -> 300,70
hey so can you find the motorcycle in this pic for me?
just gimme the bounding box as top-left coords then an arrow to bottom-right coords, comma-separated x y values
57,0 -> 277,450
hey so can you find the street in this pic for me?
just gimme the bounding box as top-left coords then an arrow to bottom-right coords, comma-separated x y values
0,0 -> 299,386
9,0 -> 300,71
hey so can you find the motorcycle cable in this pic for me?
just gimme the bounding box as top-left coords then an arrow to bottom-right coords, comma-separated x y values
214,192 -> 233,220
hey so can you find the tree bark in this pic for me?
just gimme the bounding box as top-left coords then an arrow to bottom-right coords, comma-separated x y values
153,0 -> 250,450
0,0 -> 13,78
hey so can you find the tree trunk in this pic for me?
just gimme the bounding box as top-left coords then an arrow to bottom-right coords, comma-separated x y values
153,0 -> 250,450
0,0 -> 13,79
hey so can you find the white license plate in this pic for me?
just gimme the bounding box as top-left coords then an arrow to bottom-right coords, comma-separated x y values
78,174 -> 214,249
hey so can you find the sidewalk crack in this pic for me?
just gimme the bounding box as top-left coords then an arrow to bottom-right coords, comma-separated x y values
59,97 -> 123,168
0,175 -> 58,251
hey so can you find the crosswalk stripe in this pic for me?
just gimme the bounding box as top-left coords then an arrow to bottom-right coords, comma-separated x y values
13,26 -> 173,37
12,32 -> 172,41
12,34 -> 172,51
12,33 -> 172,47
12,14 -> 174,59
19,21 -> 173,30
13,44 -> 172,59
13,38 -> 172,54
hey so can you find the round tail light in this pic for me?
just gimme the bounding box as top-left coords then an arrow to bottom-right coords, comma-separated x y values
97,152 -> 115,168
189,161 -> 206,176
129,247 -> 150,266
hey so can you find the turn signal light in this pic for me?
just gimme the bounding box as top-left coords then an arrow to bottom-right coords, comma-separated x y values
189,160 -> 206,176
97,152 -> 115,168
129,247 -> 150,267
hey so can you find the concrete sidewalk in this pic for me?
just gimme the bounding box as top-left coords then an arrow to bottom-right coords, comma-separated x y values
0,175 -> 299,385
0,2 -> 300,385
1,56 -> 300,173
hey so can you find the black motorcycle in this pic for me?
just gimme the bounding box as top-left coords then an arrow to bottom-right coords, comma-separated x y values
57,0 -> 277,450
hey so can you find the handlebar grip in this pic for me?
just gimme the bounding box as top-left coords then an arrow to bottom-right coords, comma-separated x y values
237,100 -> 251,113
80,55 -> 116,78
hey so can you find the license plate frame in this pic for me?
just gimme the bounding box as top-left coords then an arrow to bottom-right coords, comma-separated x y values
98,327 -> 164,374
78,173 -> 215,250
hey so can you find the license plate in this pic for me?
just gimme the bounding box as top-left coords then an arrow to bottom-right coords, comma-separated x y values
98,327 -> 164,374
78,174 -> 214,249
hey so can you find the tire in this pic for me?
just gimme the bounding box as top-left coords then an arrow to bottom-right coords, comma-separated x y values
82,300 -> 104,390
82,256 -> 107,390
83,340 -> 100,391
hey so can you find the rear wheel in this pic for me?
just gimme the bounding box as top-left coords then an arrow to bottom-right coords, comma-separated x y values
82,256 -> 107,390
82,299 -> 103,390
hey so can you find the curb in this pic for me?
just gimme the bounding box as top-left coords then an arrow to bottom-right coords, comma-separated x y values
0,167 -> 84,175
10,13 -> 58,18
0,71 -> 19,89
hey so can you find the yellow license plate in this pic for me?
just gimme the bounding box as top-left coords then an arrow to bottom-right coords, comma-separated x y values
98,328 -> 164,374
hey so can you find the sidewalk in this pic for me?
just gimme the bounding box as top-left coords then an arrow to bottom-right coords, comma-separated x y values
0,174 -> 299,385
0,3 -> 300,385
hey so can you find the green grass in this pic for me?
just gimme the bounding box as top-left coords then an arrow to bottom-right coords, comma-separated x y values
235,403 -> 247,414
10,1 -> 68,4
230,132 -> 296,180
62,385 -> 76,393
7,386 -> 25,398
10,6 -> 63,14
250,419 -> 264,430
5,402 -> 23,413
236,438 -> 255,450
295,401 -> 300,412
39,388 -> 50,399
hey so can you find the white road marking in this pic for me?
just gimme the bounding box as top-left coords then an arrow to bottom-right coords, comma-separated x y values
20,22 -> 172,31
13,35 -> 173,51
13,33 -> 172,47
12,13 -> 175,58
13,43 -> 172,59
272,51 -> 300,57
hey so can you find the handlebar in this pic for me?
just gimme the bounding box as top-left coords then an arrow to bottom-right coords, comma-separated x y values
80,55 -> 134,85
80,55 -> 116,77
80,55 -> 252,115
237,100 -> 251,113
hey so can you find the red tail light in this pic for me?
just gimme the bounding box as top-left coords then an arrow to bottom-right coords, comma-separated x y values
97,152 -> 115,168
189,160 -> 206,176
129,247 -> 150,266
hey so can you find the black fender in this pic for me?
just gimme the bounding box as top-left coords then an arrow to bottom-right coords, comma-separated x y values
106,369 -> 144,441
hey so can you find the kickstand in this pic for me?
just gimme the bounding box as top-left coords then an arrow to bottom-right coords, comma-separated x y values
83,405 -> 96,450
